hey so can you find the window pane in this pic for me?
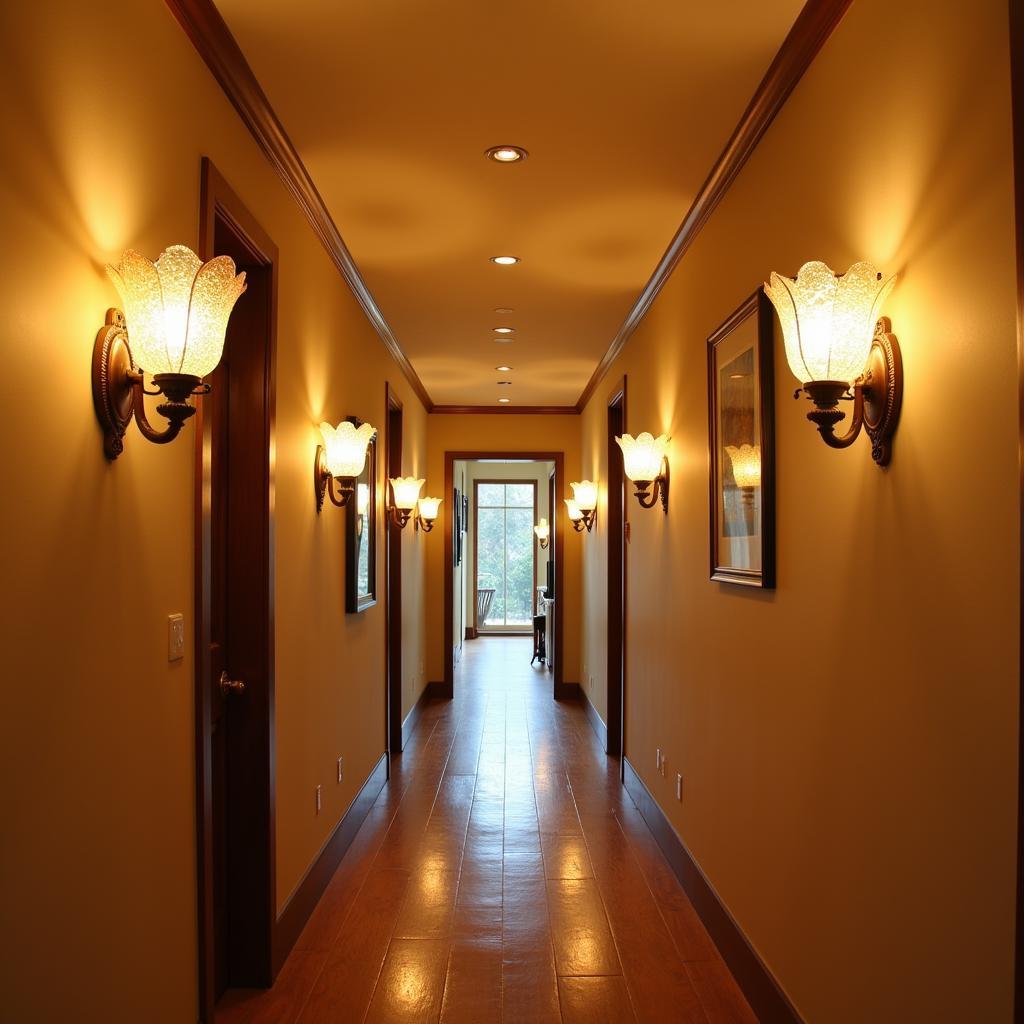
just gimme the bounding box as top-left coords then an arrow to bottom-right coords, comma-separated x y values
506,484 -> 534,507
505,507 -> 534,625
477,483 -> 505,507
477,507 -> 505,625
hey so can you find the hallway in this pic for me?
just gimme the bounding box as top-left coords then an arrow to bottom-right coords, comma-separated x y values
220,638 -> 755,1023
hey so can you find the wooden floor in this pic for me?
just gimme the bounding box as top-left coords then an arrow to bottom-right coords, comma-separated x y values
219,637 -> 757,1023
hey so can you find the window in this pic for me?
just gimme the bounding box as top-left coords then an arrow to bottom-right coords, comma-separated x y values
475,481 -> 536,628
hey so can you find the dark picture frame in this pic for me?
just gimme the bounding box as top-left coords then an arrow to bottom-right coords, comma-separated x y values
345,419 -> 377,613
708,289 -> 776,588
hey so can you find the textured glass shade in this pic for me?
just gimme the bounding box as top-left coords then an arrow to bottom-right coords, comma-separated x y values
764,260 -> 895,385
107,245 -> 246,378
726,444 -> 761,489
570,480 -> 598,511
616,432 -> 670,482
391,477 -> 424,510
534,518 -> 550,543
564,499 -> 583,522
418,496 -> 442,521
320,420 -> 376,478
357,483 -> 370,516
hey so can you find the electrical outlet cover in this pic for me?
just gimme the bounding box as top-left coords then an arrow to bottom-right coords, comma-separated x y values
168,614 -> 185,662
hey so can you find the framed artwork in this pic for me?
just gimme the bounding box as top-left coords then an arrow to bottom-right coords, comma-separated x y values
453,486 -> 463,566
708,288 -> 775,588
345,421 -> 377,613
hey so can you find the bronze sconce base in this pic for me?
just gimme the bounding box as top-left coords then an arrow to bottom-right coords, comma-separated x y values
390,506 -> 414,529
313,446 -> 354,512
798,318 -> 903,466
631,457 -> 670,513
538,537 -> 549,549
415,514 -> 435,533
92,308 -> 207,460
571,509 -> 596,533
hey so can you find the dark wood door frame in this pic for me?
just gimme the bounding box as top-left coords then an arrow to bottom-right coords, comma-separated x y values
444,451 -> 565,698
195,159 -> 278,1021
385,385 -> 404,753
1010,0 -> 1024,1017
606,378 -> 627,765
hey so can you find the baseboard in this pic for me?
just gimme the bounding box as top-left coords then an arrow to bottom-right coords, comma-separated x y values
401,680 -> 436,749
622,758 -> 803,1024
580,688 -> 608,749
553,680 -> 580,700
272,751 -> 388,972
465,627 -> 476,640
426,679 -> 452,700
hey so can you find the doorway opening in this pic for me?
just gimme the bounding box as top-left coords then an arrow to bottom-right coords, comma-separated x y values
194,160 -> 278,1021
385,384 -> 404,752
445,452 -> 564,698
607,379 -> 627,764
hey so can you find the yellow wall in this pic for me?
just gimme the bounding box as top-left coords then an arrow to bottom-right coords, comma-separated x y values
425,415 -> 582,689
0,1 -> 426,1020
578,1 -> 1019,1021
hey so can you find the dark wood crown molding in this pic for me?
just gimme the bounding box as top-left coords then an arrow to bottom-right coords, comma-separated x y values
164,0 -> 433,412
430,405 -> 580,415
575,0 -> 853,411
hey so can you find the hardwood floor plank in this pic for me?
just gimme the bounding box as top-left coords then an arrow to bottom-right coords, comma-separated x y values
364,937 -> 450,1024
557,975 -> 638,1024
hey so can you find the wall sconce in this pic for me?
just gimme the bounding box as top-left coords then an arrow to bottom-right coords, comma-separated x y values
389,476 -> 424,529
565,480 -> 597,532
764,261 -> 902,466
616,433 -> 670,512
534,518 -> 550,549
416,496 -> 442,532
314,420 -> 377,513
93,245 -> 246,459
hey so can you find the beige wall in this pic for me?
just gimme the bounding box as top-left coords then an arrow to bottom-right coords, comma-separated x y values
578,1 -> 1019,1021
425,415 -> 582,687
0,1 -> 426,1020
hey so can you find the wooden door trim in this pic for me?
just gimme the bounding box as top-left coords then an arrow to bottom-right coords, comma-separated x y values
385,384 -> 404,753
444,452 -> 565,698
195,158 -> 278,1021
606,378 -> 627,762
575,0 -> 853,409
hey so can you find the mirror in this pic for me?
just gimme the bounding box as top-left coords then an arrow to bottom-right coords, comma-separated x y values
346,420 -> 377,613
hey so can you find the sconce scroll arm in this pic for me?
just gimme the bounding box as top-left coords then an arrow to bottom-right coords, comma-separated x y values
126,371 -> 189,446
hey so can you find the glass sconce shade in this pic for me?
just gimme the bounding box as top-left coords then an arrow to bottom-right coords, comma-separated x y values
616,432 -> 670,482
570,480 -> 598,511
534,518 -> 550,543
725,444 -> 761,489
764,260 -> 896,386
564,499 -> 583,521
418,496 -> 442,521
107,245 -> 246,378
320,420 -> 377,479
391,476 -> 425,510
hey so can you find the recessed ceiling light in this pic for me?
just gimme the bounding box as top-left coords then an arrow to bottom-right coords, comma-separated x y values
497,380 -> 512,385
490,255 -> 520,266
494,307 -> 514,314
498,397 -> 512,403
495,365 -> 513,372
485,145 -> 529,164
493,327 -> 515,334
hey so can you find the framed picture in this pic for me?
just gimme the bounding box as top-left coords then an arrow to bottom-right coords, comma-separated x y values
708,288 -> 775,588
453,486 -> 463,566
345,420 -> 377,613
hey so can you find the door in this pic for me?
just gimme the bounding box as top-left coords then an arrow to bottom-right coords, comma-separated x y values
196,160 -> 278,1019
474,480 -> 537,633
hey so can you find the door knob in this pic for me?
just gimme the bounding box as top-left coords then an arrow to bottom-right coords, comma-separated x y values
219,670 -> 246,695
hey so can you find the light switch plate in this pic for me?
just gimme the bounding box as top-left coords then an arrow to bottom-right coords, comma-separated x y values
168,614 -> 185,662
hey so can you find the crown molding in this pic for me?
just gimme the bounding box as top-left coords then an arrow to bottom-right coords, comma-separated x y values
430,405 -> 580,415
575,0 -> 854,412
164,0 -> 434,412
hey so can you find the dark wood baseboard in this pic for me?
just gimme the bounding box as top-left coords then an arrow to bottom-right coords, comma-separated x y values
272,751 -> 388,972
622,758 -> 803,1024
401,681 -> 433,750
426,679 -> 453,700
554,680 -> 580,700
581,688 -> 608,750
465,627 -> 476,640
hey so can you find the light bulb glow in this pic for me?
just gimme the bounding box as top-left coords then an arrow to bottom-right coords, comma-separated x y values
486,145 -> 529,163
107,245 -> 246,377
570,480 -> 598,511
490,256 -> 520,266
417,495 -> 442,521
616,433 -> 670,482
494,327 -> 515,334
319,420 -> 377,478
564,498 -> 583,521
534,518 -> 550,542
391,476 -> 424,510
725,444 -> 761,489
764,260 -> 896,385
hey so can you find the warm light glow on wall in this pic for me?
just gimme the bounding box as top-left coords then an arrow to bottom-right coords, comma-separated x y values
726,444 -> 761,489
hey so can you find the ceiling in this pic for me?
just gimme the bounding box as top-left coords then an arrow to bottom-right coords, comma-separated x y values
213,0 -> 804,407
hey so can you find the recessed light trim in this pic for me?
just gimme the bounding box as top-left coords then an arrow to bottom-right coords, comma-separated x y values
495,365 -> 513,372
494,307 -> 514,314
493,327 -> 515,334
497,380 -> 512,385
498,397 -> 512,403
490,255 -> 520,266
485,145 -> 529,164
